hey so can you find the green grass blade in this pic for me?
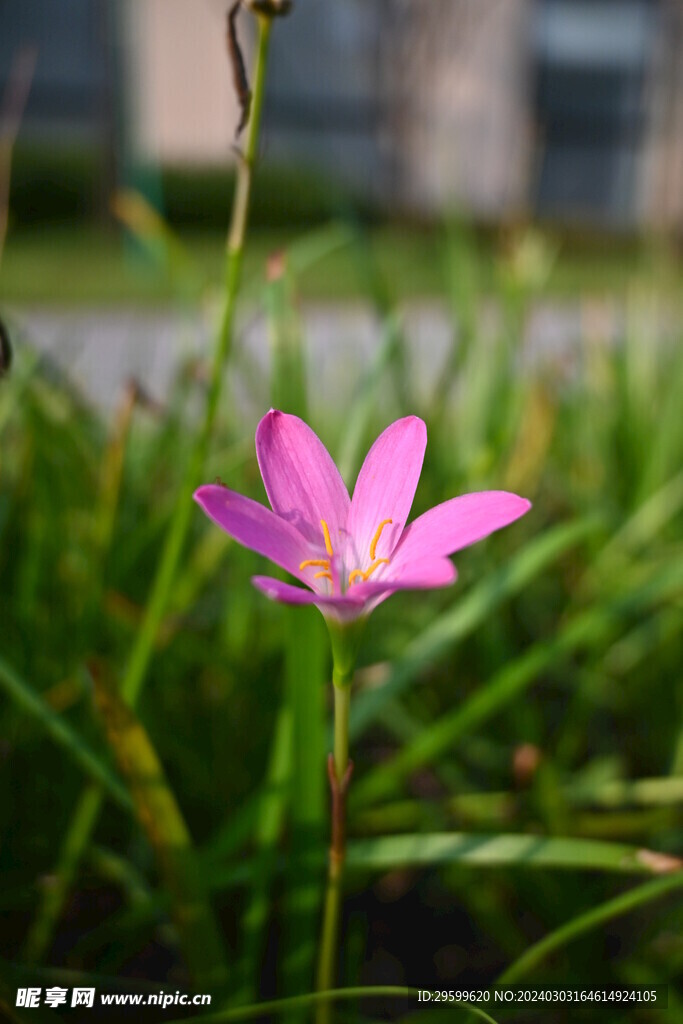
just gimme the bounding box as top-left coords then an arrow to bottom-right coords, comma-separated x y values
584,467 -> 683,583
0,656 -> 131,810
21,784 -> 104,963
287,221 -> 355,278
0,968 -> 55,1024
568,774 -> 683,809
236,705 -> 292,1005
337,312 -> 407,484
353,559 -> 681,809
0,344 -> 39,438
14,22 -> 276,974
349,517 -> 600,741
281,608 -> 327,1005
345,832 -> 682,876
267,252 -> 308,417
92,668 -> 229,993
169,987 -> 500,1024
208,830 -> 682,896
355,774 -> 683,838
498,873 -> 683,983
352,610 -> 612,808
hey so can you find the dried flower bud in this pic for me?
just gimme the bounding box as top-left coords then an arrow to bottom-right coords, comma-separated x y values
266,249 -> 286,282
512,742 -> 542,787
245,0 -> 292,17
0,317 -> 11,377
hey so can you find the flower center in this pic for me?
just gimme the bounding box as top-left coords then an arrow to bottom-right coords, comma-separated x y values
298,517 -> 393,593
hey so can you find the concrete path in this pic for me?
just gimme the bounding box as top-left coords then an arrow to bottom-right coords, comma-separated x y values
6,299 -> 628,417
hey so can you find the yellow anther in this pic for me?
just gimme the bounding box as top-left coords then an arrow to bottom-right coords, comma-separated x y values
299,559 -> 330,571
369,519 -> 393,560
363,557 -> 389,580
313,571 -> 333,584
320,519 -> 334,557
348,569 -> 365,586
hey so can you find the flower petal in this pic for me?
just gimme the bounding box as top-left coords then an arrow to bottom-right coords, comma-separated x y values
395,491 -> 531,565
194,485 -> 310,582
251,576 -> 322,605
255,410 -> 350,548
252,575 -> 368,622
349,556 -> 457,600
347,416 -> 427,565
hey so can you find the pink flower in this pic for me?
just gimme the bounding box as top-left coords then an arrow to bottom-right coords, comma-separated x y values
194,411 -> 531,623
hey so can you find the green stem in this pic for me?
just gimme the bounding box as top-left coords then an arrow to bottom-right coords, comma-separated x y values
24,11 -> 274,967
122,14 -> 272,707
316,676 -> 352,1024
332,683 -> 350,782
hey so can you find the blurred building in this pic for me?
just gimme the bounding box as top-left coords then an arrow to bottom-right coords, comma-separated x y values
124,0 -> 243,165
0,0 -> 110,142
1,0 -> 682,229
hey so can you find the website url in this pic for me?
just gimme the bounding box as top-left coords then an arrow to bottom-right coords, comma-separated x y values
101,992 -> 212,1008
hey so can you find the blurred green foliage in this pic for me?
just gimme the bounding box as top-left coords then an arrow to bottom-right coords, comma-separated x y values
8,144 -> 364,230
3,145 -> 676,308
1,221 -> 682,1022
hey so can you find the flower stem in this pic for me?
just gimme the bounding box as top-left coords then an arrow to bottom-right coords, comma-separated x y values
316,677 -> 353,1024
332,681 -> 350,781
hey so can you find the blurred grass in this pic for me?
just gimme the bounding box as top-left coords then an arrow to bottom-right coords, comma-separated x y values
0,224 -> 678,306
1,213 -> 682,1021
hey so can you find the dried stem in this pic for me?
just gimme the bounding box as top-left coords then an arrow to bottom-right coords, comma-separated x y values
0,47 -> 37,270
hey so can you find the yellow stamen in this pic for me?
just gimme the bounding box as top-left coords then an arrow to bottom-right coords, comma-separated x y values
369,519 -> 393,560
299,559 -> 330,571
349,558 -> 389,586
363,557 -> 389,580
320,518 -> 334,557
314,571 -> 333,583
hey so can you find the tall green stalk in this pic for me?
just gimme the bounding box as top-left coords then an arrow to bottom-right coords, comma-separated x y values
25,11 -> 274,968
122,14 -> 272,706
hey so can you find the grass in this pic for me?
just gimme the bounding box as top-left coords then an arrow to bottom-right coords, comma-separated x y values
0,223 -> 677,306
1,215 -> 682,1023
